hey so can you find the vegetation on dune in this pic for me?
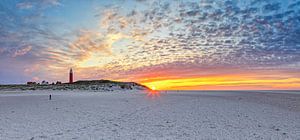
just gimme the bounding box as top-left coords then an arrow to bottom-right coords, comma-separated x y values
0,80 -> 149,91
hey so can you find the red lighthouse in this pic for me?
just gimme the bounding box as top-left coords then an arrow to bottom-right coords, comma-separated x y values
69,68 -> 73,84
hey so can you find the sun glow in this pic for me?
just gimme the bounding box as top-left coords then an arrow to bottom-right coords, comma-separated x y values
78,53 -> 101,67
146,89 -> 160,98
142,75 -> 300,90
151,86 -> 156,90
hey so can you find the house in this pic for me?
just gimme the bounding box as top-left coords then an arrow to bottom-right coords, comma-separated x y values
41,81 -> 49,85
27,82 -> 37,85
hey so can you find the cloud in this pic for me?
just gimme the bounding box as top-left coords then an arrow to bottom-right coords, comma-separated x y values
0,0 -> 67,83
1,0 -> 300,86
15,0 -> 61,10
12,46 -> 32,57
0,48 -> 4,54
263,3 -> 281,12
80,0 -> 300,82
42,0 -> 61,6
16,2 -> 33,9
31,76 -> 40,82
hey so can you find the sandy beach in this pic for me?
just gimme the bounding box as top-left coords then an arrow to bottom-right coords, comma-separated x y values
0,90 -> 299,139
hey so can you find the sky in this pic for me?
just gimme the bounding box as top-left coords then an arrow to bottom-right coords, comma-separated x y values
0,0 -> 300,90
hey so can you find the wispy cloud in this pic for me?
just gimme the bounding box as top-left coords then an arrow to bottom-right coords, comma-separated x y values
16,0 -> 61,10
12,46 -> 32,57
16,2 -> 33,9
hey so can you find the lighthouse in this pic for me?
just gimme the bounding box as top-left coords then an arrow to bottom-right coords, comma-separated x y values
69,68 -> 73,84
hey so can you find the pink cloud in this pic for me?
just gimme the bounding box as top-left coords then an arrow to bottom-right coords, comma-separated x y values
31,76 -> 40,82
12,46 -> 32,57
0,48 -> 4,53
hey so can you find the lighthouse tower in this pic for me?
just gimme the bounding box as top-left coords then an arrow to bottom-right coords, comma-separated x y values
69,68 -> 73,84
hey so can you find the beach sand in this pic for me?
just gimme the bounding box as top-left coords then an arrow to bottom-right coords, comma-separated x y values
0,90 -> 299,139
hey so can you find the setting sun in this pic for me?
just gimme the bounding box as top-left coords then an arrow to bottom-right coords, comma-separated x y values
151,86 -> 157,91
